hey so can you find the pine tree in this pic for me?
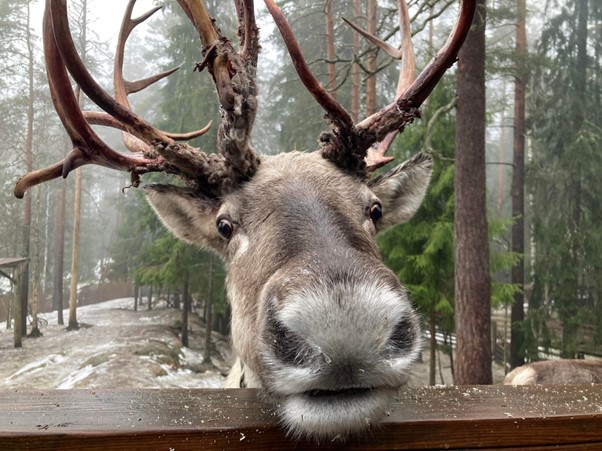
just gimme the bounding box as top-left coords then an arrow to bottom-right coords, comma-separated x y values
379,82 -> 456,385
454,0 -> 492,385
528,0 -> 602,358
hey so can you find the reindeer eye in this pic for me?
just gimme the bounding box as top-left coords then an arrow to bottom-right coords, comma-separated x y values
369,203 -> 383,223
217,218 -> 234,240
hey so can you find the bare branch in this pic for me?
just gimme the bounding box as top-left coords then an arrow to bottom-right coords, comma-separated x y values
341,17 -> 403,60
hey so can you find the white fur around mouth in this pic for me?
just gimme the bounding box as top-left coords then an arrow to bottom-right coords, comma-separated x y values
279,386 -> 394,441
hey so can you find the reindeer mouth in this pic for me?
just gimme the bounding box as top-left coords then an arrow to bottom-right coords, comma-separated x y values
278,386 -> 394,441
303,387 -> 373,398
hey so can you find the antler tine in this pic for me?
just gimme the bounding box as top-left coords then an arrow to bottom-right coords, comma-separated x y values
14,1 -> 162,199
341,17 -> 404,60
235,0 -> 260,65
264,0 -> 366,172
264,0 -> 354,133
114,0 -> 211,153
49,0 -> 170,145
357,0 -> 476,142
365,0 -> 416,172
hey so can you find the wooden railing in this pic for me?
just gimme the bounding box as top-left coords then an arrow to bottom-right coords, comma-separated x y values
1,385 -> 601,450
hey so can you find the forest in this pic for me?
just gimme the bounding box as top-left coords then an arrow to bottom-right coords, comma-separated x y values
0,0 -> 601,387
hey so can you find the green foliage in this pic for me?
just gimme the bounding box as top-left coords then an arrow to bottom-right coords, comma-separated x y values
489,216 -> 522,309
378,81 -> 456,335
527,0 -> 602,358
378,78 -> 521,337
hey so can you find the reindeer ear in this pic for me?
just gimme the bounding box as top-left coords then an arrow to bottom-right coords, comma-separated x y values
144,184 -> 223,250
368,152 -> 433,231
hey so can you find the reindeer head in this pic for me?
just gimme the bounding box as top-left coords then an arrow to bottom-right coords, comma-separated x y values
146,150 -> 431,438
15,0 -> 476,441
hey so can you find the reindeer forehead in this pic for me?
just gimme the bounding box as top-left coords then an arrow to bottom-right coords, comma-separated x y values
236,152 -> 371,207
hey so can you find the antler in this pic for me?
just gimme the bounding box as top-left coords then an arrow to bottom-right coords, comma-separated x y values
14,0 -> 261,199
15,0 -> 474,198
265,0 -> 477,176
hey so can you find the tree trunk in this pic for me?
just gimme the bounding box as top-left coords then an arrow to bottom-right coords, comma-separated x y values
510,0 -> 527,369
203,254 -> 213,363
29,188 -> 42,338
67,0 -> 88,331
134,282 -> 139,311
203,255 -> 214,364
325,0 -> 336,98
561,0 -> 588,359
41,188 -> 51,293
5,276 -> 12,330
148,286 -> 153,311
365,0 -> 377,116
351,0 -> 361,121
20,2 -> 36,336
52,181 -> 67,325
67,168 -> 82,331
174,292 -> 181,310
182,274 -> 189,348
496,81 -> 508,216
13,263 -> 24,348
429,313 -> 437,386
454,0 -> 492,385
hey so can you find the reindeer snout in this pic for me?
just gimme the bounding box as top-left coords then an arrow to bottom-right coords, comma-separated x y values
260,277 -> 421,395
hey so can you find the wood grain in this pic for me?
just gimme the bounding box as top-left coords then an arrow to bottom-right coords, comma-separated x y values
1,385 -> 601,450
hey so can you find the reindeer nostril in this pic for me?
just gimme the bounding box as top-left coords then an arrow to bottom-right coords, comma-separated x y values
389,317 -> 417,352
267,311 -> 313,366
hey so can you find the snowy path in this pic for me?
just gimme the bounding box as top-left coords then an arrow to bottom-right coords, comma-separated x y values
0,298 -> 229,389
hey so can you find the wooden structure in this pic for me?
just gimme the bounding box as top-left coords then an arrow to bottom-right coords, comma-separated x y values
1,385 -> 601,449
0,257 -> 28,348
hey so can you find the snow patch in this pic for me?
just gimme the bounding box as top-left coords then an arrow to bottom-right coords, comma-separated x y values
6,354 -> 65,381
157,364 -> 223,389
58,364 -> 96,389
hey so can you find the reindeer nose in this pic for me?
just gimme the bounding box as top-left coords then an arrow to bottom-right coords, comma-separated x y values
266,303 -> 417,368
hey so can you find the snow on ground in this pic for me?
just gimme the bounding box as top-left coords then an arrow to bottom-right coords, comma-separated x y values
0,298 -> 231,390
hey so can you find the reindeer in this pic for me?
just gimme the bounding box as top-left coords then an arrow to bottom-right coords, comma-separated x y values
15,0 -> 476,440
504,359 -> 602,385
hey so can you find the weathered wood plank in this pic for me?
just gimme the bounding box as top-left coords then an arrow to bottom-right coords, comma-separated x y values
1,385 -> 601,450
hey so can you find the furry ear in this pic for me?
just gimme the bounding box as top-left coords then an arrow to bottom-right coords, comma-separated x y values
368,152 -> 433,232
144,184 -> 223,251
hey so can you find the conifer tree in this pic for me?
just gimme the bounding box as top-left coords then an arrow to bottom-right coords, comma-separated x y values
528,0 -> 602,358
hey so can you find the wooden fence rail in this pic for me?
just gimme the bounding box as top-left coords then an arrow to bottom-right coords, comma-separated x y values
1,385 -> 601,450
